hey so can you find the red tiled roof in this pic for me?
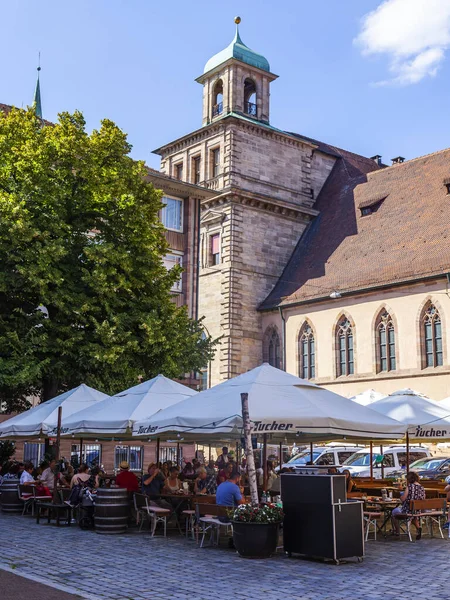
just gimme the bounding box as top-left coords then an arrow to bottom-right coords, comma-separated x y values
260,147 -> 450,310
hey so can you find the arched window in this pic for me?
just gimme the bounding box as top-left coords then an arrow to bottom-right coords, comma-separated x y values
244,78 -> 257,117
336,317 -> 354,376
212,80 -> 223,117
299,323 -> 315,379
267,329 -> 280,369
376,311 -> 396,372
423,304 -> 443,367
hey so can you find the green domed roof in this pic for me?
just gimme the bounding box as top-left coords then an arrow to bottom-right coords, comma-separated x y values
204,25 -> 270,74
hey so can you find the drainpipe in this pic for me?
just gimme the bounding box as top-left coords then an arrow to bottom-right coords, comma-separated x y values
278,306 -> 286,371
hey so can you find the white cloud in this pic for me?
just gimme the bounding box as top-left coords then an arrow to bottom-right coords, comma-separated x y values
355,0 -> 450,86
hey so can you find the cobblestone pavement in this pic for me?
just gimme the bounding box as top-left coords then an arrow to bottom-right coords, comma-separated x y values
0,512 -> 449,600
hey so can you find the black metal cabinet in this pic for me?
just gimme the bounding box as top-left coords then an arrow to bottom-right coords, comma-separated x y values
282,473 -> 364,563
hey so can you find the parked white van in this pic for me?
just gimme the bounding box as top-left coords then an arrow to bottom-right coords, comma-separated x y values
341,445 -> 431,478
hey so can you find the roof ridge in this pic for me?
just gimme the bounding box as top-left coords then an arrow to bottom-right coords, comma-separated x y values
367,146 -> 450,177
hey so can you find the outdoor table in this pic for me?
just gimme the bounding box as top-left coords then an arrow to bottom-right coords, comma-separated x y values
365,497 -> 400,537
35,501 -> 73,527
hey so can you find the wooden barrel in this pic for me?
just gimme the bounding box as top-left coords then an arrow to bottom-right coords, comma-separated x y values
0,478 -> 22,513
94,488 -> 129,534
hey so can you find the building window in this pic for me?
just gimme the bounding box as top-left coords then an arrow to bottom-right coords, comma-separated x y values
244,78 -> 257,116
268,330 -> 281,369
114,446 -> 143,472
336,317 -> 354,376
192,156 -> 201,184
211,148 -> 220,178
71,444 -> 101,468
161,197 -> 183,232
210,234 -> 220,265
377,311 -> 396,372
423,304 -> 443,367
299,323 -> 315,379
159,446 -> 179,464
174,163 -> 183,181
212,79 -> 223,117
23,442 -> 45,466
163,252 -> 183,292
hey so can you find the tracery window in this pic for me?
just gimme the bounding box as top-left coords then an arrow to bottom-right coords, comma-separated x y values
268,330 -> 281,369
336,317 -> 354,376
423,304 -> 443,367
299,323 -> 315,379
377,311 -> 396,372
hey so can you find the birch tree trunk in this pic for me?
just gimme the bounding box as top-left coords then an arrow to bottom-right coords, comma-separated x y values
241,392 -> 259,506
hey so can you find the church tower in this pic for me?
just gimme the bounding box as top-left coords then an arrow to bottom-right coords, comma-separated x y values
154,19 -> 335,386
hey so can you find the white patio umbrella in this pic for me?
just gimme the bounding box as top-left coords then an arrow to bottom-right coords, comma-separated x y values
438,396 -> 450,411
0,384 -> 108,439
349,389 -> 385,406
369,388 -> 450,441
62,374 -> 197,436
132,364 -> 406,443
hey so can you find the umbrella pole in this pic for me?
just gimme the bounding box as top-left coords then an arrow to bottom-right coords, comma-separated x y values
263,434 -> 268,492
176,442 -> 180,467
235,441 -> 239,466
369,441 -> 373,482
53,406 -> 62,504
79,438 -> 83,467
380,444 -> 384,479
208,443 -> 211,463
406,432 -> 410,475
279,441 -> 283,470
310,442 -> 313,464
156,437 -> 160,466
241,393 -> 258,506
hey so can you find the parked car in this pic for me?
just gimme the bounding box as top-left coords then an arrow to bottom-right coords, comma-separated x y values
388,456 -> 450,481
340,445 -> 431,479
278,445 -> 362,472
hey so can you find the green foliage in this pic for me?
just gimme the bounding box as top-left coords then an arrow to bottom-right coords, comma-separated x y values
0,440 -> 15,467
230,503 -> 284,523
0,107 -> 216,408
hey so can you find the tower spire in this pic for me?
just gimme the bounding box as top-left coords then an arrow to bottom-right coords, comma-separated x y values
33,53 -> 42,119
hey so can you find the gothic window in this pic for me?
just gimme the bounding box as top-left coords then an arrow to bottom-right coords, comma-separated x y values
244,78 -> 257,117
336,317 -> 354,376
212,79 -> 223,117
376,311 -> 396,372
423,304 -> 443,367
299,323 -> 315,379
267,329 -> 280,369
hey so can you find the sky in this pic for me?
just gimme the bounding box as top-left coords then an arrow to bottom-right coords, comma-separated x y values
1,0 -> 450,169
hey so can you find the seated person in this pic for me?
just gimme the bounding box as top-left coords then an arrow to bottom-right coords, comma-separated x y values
181,462 -> 196,480
163,467 -> 183,494
270,467 -> 290,494
70,464 -> 91,488
40,459 -> 67,491
142,463 -> 171,509
20,462 -> 37,487
391,471 -> 425,539
194,467 -> 208,494
205,460 -> 218,494
115,461 -> 139,493
216,471 -> 245,508
342,469 -> 356,493
217,462 -> 234,486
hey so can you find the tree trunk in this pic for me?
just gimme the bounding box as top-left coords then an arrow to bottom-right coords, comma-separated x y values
241,392 -> 259,506
42,378 -> 59,402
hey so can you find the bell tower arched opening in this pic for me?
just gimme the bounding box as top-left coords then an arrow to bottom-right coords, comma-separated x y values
244,78 -> 257,117
212,79 -> 223,118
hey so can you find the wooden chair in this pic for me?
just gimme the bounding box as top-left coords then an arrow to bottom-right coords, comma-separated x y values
132,493 -> 170,537
195,503 -> 232,548
363,508 -> 382,541
18,484 -> 34,516
410,498 -> 446,539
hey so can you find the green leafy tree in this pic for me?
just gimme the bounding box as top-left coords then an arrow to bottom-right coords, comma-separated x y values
0,107 -> 216,409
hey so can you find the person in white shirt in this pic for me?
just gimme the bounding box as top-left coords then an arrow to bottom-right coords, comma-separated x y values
20,463 -> 37,486
40,459 -> 66,491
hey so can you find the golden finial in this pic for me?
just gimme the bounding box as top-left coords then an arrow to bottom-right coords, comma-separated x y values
234,16 -> 241,24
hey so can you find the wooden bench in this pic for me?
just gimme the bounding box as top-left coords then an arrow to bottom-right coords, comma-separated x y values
36,501 -> 73,526
410,498 -> 446,539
